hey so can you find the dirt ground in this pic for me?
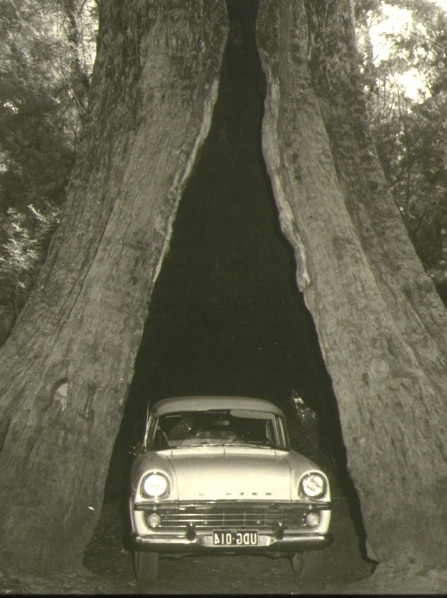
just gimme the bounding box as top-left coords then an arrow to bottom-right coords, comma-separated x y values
83,483 -> 373,595
2,482 -> 447,595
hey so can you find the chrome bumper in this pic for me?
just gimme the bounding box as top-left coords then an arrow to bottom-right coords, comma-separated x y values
130,531 -> 332,554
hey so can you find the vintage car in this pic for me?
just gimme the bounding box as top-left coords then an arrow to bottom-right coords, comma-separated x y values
128,395 -> 332,581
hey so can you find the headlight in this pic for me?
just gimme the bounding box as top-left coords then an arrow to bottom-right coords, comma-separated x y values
300,473 -> 326,499
142,473 -> 169,498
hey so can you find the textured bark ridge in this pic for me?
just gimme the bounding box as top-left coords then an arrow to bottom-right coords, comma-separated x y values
0,0 -> 228,572
1,0 -> 447,577
257,0 -> 447,570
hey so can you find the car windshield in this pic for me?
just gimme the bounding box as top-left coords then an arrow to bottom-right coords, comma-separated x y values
147,409 -> 289,451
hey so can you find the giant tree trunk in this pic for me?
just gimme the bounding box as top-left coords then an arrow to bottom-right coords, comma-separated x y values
257,0 -> 447,571
1,0 -> 447,579
0,0 -> 228,572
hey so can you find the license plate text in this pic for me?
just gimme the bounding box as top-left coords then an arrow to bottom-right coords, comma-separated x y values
213,530 -> 258,546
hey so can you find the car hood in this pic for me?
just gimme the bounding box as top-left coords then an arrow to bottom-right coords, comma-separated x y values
132,446 -> 318,501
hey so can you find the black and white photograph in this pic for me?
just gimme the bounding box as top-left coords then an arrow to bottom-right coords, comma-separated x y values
1,0 -> 447,594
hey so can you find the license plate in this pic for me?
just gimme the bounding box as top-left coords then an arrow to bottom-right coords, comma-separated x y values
213,530 -> 258,546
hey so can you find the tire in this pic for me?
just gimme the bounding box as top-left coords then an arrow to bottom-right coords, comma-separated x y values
134,551 -> 159,582
290,550 -> 323,579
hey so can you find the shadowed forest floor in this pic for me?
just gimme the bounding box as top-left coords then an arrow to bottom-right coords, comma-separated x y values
4,483 -> 446,594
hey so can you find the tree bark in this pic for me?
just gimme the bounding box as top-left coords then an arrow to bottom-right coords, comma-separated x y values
0,0 -> 228,572
257,0 -> 447,571
2,0 -> 447,578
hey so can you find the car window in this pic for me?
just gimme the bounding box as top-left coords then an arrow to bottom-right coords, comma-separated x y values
147,410 -> 289,450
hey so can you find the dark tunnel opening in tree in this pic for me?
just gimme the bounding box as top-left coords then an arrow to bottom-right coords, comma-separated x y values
104,0 -> 364,548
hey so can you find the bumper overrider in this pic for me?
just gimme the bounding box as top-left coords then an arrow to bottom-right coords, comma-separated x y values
130,500 -> 332,554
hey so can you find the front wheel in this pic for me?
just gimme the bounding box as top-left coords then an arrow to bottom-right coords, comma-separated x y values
290,550 -> 323,579
134,551 -> 159,582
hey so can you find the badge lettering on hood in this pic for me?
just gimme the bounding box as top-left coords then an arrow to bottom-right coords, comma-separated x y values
203,491 -> 273,497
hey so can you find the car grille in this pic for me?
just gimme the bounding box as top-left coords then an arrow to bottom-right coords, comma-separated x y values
139,502 -> 314,531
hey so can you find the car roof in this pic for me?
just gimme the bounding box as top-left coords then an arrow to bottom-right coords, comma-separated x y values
150,396 -> 284,417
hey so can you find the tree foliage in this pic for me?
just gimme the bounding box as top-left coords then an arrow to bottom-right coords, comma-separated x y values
355,0 -> 447,281
3,0 -> 447,335
0,0 -> 447,576
0,0 -> 97,338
